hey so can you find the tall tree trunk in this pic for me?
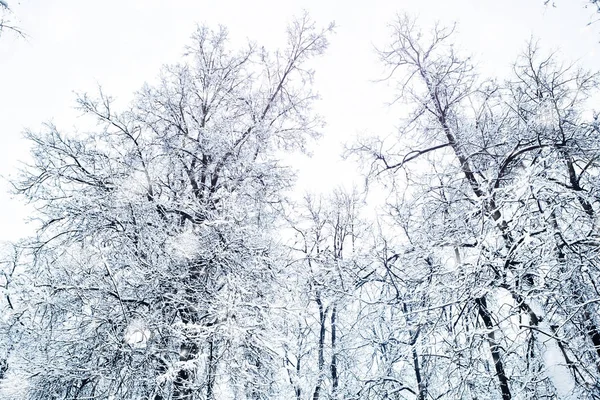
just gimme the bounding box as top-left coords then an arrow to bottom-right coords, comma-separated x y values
402,301 -> 426,400
411,345 -> 425,400
206,336 -> 217,400
295,351 -> 302,400
423,79 -> 515,399
456,247 -> 511,400
475,297 -> 512,400
330,304 -> 339,395
313,293 -> 326,400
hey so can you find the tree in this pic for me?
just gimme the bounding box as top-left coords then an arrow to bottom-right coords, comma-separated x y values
351,14 -> 600,399
281,189 -> 368,400
6,14 -> 332,400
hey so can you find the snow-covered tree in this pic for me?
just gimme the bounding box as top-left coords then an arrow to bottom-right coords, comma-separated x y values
351,14 -> 600,399
281,188 -> 372,400
6,14 -> 332,400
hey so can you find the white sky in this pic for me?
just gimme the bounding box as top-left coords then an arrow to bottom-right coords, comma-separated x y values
0,0 -> 598,242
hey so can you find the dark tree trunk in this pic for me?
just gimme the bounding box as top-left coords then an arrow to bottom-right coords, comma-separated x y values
206,336 -> 217,400
475,297 -> 512,400
330,304 -> 339,394
312,293 -> 326,400
173,338 -> 198,400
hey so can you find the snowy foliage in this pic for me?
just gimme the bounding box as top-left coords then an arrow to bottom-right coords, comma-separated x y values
3,9 -> 600,400
349,14 -> 600,400
4,14 -> 334,400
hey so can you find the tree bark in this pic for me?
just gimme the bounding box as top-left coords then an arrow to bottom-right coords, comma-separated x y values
312,293 -> 326,400
475,297 -> 512,400
330,304 -> 339,395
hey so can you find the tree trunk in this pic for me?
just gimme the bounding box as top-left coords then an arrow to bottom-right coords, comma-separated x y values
330,304 -> 339,395
173,338 -> 198,400
312,293 -> 326,400
206,336 -> 217,400
475,297 -> 512,400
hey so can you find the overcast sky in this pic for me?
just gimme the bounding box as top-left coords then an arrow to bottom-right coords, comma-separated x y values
0,0 -> 598,242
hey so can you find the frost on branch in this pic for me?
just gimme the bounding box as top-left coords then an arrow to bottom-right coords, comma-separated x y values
5,13 -> 333,400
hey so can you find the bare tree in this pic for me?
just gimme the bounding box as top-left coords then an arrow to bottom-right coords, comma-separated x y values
350,14 -> 600,399
282,189 -> 369,400
7,14 -> 332,400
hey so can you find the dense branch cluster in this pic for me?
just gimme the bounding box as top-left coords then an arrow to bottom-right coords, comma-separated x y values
2,10 -> 600,400
350,15 -> 600,399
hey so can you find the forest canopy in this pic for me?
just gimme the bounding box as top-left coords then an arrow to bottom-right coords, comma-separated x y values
2,6 -> 600,400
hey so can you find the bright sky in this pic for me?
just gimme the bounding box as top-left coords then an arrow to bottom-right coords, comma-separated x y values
0,0 -> 598,242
